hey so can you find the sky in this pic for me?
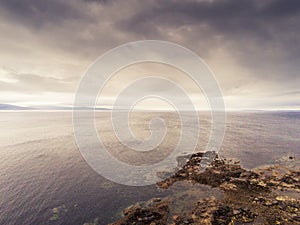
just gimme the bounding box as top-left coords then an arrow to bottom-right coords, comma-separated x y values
0,0 -> 299,110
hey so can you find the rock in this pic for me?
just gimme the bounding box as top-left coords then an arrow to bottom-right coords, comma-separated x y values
123,204 -> 141,216
232,209 -> 241,215
172,215 -> 179,221
112,152 -> 300,225
110,200 -> 169,225
220,182 -> 237,191
83,218 -> 99,225
257,181 -> 267,187
276,196 -> 295,202
49,204 -> 67,221
212,205 -> 233,224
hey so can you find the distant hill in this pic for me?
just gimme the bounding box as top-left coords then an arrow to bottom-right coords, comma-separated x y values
0,104 -> 111,110
33,106 -> 111,110
0,104 -> 31,110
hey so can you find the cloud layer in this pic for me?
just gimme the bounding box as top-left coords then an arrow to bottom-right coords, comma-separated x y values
0,0 -> 299,109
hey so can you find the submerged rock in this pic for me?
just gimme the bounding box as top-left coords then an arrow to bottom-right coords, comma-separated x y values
49,204 -> 68,221
83,218 -> 100,225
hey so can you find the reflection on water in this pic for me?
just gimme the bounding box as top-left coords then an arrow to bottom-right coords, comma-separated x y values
0,111 -> 299,224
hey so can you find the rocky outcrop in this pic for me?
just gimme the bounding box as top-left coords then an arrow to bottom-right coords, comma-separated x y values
111,152 -> 299,225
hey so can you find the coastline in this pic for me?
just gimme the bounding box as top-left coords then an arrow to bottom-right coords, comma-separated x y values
110,152 -> 299,225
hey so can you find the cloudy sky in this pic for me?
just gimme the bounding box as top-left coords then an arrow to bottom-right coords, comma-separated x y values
0,0 -> 299,110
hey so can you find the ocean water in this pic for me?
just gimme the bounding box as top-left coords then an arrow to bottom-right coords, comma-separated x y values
0,111 -> 299,224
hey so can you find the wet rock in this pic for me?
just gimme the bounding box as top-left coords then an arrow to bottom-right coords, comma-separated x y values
212,205 -> 233,224
157,152 -> 246,189
112,152 -> 300,225
110,200 -> 169,225
123,204 -> 142,216
263,200 -> 278,206
49,204 -> 68,221
173,216 -> 194,225
83,218 -> 99,225
192,197 -> 219,224
219,182 -> 237,191
232,208 -> 257,223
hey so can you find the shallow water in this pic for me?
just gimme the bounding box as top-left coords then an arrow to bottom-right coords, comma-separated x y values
0,111 -> 299,224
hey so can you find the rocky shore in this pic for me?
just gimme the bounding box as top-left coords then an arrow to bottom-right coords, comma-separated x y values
110,152 -> 299,225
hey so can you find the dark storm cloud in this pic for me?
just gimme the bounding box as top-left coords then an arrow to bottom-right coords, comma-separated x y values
0,0 -> 87,27
3,0 -> 299,59
120,0 -> 300,34
115,0 -> 300,80
118,0 -> 300,54
262,0 -> 300,17
0,0 -> 116,30
2,0 -> 300,44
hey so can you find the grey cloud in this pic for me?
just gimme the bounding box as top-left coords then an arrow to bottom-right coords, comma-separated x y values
0,69 -> 74,94
117,0 -> 300,60
119,0 -> 300,36
0,0 -> 87,27
0,0 -> 299,109
115,0 -> 300,83
262,0 -> 300,17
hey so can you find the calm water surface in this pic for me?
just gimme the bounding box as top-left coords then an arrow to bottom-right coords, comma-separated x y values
0,111 -> 299,224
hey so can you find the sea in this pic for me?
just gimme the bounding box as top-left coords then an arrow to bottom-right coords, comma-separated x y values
0,111 -> 299,225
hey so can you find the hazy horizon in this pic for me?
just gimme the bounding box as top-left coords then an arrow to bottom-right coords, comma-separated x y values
1,103 -> 300,111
